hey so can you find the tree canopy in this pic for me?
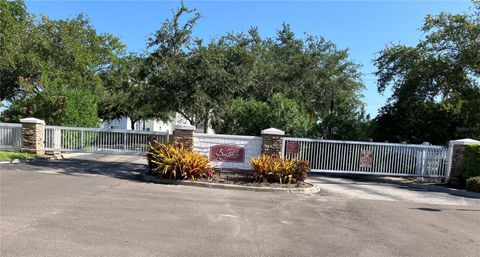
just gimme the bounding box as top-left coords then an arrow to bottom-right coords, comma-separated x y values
144,3 -> 367,137
0,0 -> 125,126
373,1 -> 480,144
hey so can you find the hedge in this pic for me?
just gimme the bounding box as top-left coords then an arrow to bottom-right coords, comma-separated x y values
461,144 -> 480,183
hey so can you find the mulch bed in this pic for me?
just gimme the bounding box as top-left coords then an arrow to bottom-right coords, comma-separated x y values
193,169 -> 312,188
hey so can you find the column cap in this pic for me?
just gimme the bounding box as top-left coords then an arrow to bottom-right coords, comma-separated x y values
19,117 -> 45,125
173,124 -> 195,131
261,128 -> 285,136
449,138 -> 480,146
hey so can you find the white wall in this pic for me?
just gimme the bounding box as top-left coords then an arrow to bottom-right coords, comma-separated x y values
193,133 -> 262,170
100,112 -> 215,134
100,117 -> 131,130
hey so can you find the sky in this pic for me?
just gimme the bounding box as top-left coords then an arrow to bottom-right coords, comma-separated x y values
24,0 -> 474,117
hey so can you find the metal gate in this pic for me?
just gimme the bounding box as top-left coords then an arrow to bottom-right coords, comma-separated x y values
44,125 -> 170,155
282,137 -> 451,178
0,122 -> 22,151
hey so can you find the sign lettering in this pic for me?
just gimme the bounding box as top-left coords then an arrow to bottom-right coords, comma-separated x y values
209,144 -> 245,163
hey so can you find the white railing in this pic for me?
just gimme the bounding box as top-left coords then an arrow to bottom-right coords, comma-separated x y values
282,137 -> 450,178
0,122 -> 22,150
45,125 -> 170,154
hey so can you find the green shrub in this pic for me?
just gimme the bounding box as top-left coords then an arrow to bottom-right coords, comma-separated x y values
461,144 -> 480,182
147,142 -> 214,180
1,78 -> 99,127
250,155 -> 310,184
466,176 -> 480,193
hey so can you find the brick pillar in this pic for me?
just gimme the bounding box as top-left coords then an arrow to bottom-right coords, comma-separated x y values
261,128 -> 285,156
173,124 -> 195,151
20,117 -> 45,155
448,138 -> 480,187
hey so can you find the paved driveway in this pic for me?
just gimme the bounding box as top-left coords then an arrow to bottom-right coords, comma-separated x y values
307,175 -> 480,206
1,154 -> 479,257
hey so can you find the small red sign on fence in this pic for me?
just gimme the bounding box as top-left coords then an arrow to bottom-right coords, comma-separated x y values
359,150 -> 373,168
286,141 -> 300,154
209,144 -> 245,163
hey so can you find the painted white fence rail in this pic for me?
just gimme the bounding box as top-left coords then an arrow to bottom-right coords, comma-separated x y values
0,122 -> 22,150
45,125 -> 170,154
282,137 -> 450,178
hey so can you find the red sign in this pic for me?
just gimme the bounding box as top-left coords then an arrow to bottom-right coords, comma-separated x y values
209,144 -> 245,163
286,141 -> 300,154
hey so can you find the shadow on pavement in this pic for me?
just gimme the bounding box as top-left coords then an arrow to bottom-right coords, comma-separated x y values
412,207 -> 480,212
24,158 -> 147,182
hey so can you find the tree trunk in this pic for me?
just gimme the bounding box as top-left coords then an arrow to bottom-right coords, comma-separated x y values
131,119 -> 136,130
203,110 -> 209,134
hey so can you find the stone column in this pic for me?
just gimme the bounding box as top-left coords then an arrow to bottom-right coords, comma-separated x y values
261,128 -> 285,156
173,124 -> 196,151
447,138 -> 480,187
20,117 -> 45,155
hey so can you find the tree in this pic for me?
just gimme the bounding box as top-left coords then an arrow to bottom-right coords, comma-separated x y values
1,77 -> 99,127
145,4 -> 367,137
1,2 -> 126,127
0,0 -> 31,100
212,93 -> 315,136
99,54 -> 171,129
373,1 -> 480,143
144,2 -> 203,126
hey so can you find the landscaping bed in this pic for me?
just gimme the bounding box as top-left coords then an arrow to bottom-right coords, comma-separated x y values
145,142 -> 317,192
142,170 -> 318,193
197,169 -> 312,188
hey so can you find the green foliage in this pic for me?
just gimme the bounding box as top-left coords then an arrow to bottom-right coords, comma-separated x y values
0,151 -> 37,160
212,98 -> 270,136
373,3 -> 480,144
462,144 -> 480,181
0,1 -> 125,127
148,142 -> 214,180
0,0 -> 30,100
99,54 -> 171,129
250,155 -> 310,184
145,4 -> 367,137
1,78 -> 98,127
466,176 -> 480,193
213,94 -> 315,136
0,2 -> 125,101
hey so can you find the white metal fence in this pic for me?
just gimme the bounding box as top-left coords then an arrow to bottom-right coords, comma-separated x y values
45,125 -> 170,155
282,137 -> 450,178
0,122 -> 22,150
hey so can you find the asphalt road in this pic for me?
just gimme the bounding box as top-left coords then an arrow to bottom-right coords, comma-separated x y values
1,155 -> 479,257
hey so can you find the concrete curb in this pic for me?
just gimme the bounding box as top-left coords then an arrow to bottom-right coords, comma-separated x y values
141,172 -> 321,194
0,159 -> 23,164
407,183 -> 480,199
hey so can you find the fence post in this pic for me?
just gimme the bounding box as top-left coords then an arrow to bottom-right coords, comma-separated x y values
261,128 -> 285,157
81,130 -> 85,150
20,117 -> 45,155
124,132 -> 127,151
173,124 -> 195,151
447,138 -> 480,187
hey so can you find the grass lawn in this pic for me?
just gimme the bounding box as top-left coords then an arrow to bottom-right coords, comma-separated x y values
0,151 -> 38,161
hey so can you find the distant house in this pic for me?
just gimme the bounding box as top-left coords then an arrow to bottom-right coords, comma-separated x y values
100,113 -> 214,134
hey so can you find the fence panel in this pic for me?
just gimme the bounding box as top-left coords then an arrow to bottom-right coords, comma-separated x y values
0,122 -> 22,150
282,137 -> 450,178
45,125 -> 169,155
